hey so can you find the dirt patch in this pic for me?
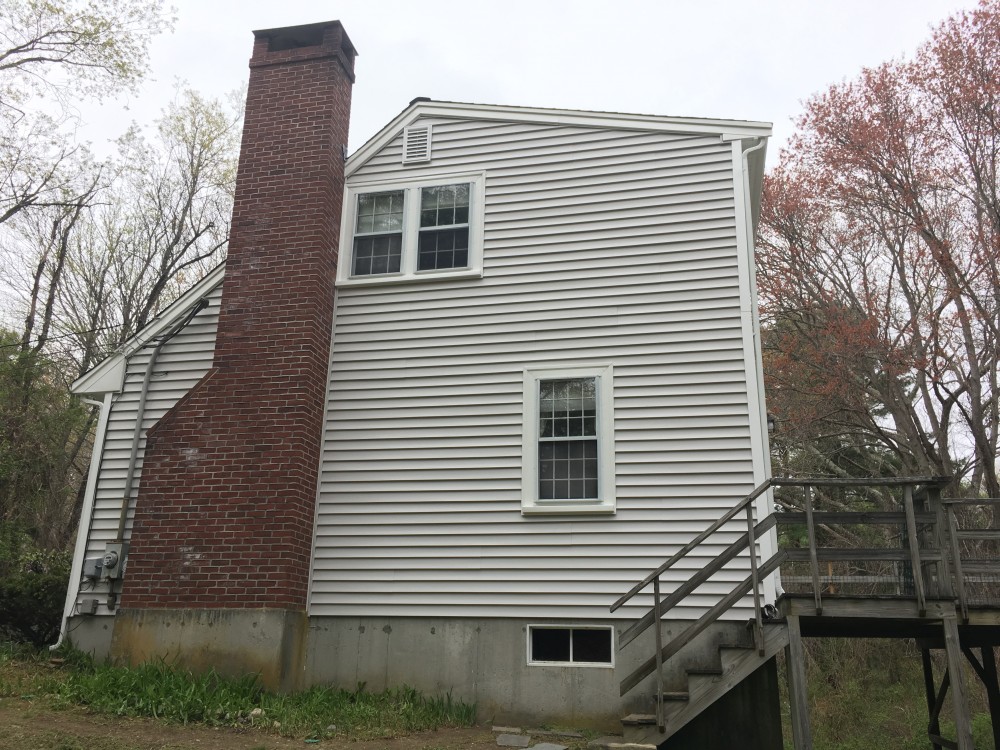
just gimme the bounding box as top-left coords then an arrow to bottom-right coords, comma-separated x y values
0,697 -> 500,750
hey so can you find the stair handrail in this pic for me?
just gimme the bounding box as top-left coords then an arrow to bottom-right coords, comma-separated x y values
941,496 -> 1000,622
610,478 -> 773,613
610,478 -> 774,718
611,475 -> 968,731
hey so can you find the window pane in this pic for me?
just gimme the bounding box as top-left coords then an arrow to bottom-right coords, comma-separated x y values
353,234 -> 402,276
356,190 -> 403,235
531,628 -> 570,662
420,183 -> 471,228
539,379 -> 597,438
417,228 -> 469,270
572,629 -> 612,663
539,439 -> 598,499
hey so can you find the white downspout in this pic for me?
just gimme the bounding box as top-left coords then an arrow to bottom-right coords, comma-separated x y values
52,391 -> 114,650
729,135 -> 780,603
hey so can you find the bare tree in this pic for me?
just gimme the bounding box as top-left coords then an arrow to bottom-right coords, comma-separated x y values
759,0 -> 1000,497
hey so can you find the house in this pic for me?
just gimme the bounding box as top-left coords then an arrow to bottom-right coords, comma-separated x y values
61,19 -> 781,743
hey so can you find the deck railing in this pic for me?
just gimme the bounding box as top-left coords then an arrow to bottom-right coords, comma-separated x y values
610,476 -> 1000,729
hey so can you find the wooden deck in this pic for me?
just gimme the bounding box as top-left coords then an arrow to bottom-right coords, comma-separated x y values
613,476 -> 1000,750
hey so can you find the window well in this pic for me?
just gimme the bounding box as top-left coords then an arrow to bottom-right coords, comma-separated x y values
528,626 -> 613,666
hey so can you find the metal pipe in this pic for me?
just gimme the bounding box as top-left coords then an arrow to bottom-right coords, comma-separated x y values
115,298 -> 209,542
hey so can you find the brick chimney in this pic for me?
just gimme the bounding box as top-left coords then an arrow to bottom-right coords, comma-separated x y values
118,21 -> 355,614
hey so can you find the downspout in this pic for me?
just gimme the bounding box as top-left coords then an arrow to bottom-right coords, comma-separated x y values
739,136 -> 782,598
51,392 -> 113,651
104,297 -> 209,609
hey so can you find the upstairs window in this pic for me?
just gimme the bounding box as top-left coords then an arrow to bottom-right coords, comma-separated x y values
352,190 -> 403,276
522,365 -> 615,515
418,184 -> 469,271
338,173 -> 484,286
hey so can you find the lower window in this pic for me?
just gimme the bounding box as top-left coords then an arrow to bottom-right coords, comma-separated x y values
528,625 -> 614,666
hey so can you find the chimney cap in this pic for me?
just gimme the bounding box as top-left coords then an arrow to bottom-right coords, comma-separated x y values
252,20 -> 357,58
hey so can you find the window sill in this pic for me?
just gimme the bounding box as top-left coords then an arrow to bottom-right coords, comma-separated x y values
336,267 -> 483,288
521,503 -> 616,516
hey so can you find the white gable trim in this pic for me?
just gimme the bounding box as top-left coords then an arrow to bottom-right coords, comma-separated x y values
347,101 -> 772,178
71,264 -> 226,395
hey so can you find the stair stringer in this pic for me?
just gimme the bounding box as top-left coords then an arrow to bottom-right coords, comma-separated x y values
626,622 -> 788,747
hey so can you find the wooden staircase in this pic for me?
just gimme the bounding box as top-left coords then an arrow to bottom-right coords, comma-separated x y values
610,480 -> 780,747
610,476 -> 1000,750
620,621 -> 788,746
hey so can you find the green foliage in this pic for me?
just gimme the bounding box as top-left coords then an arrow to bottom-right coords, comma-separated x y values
57,660 -> 476,739
0,0 -> 174,107
0,329 -> 92,548
0,526 -> 71,646
780,639 -> 996,750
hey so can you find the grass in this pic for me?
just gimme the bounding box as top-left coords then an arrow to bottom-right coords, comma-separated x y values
2,643 -> 476,741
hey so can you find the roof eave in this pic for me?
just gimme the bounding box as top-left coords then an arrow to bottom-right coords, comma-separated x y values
71,263 -> 226,395
346,100 -> 772,178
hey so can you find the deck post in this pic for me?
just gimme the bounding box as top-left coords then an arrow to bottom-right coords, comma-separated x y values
981,646 -> 1000,750
926,485 -> 952,599
946,504 -> 969,622
903,485 -> 927,617
920,647 -> 943,750
942,615 -> 974,750
785,615 -> 813,750
803,485 -> 822,616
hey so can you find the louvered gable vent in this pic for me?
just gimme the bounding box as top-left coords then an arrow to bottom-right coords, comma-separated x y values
402,124 -> 432,164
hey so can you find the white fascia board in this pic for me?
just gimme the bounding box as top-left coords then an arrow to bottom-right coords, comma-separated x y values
347,101 -> 773,178
71,263 -> 226,395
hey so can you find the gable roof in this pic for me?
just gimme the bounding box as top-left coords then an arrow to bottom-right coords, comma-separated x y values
346,99 -> 772,177
71,264 -> 226,396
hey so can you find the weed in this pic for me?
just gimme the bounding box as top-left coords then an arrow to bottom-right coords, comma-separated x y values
47,657 -> 476,739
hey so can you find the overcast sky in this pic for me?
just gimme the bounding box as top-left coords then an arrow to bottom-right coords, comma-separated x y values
78,0 -> 970,169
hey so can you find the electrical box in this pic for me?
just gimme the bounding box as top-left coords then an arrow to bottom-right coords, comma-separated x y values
82,557 -> 103,580
79,599 -> 99,615
100,542 -> 126,581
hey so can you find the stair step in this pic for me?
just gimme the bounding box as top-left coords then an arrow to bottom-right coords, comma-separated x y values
587,739 -> 657,750
686,666 -> 723,676
653,691 -> 690,702
620,713 -> 657,726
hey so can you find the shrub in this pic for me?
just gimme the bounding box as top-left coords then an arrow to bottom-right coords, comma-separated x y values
0,527 -> 70,647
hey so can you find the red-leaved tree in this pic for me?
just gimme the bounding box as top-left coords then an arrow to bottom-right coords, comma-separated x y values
759,0 -> 1000,497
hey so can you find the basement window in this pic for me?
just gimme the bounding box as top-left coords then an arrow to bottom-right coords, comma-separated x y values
528,625 -> 614,667
338,172 -> 485,286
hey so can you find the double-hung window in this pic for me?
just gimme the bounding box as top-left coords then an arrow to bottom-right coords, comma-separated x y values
522,365 -> 615,514
353,191 -> 404,275
338,173 -> 484,286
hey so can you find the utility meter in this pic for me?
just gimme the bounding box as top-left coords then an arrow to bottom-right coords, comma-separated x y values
100,542 -> 126,581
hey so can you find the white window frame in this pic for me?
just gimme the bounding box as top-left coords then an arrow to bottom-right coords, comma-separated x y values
337,171 -> 486,287
521,364 -> 615,515
526,624 -> 615,668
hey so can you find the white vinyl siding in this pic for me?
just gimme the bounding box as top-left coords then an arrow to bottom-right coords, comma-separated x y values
79,284 -> 222,605
312,118 -> 757,620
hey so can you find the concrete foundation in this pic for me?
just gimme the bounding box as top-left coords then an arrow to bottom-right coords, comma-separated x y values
64,611 -> 780,736
63,614 -> 115,662
108,608 -> 308,691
